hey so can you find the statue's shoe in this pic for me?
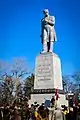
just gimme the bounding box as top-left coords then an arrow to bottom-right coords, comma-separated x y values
49,50 -> 53,52
41,51 -> 46,53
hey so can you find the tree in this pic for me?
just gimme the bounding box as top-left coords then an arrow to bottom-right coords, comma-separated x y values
62,75 -> 72,93
11,58 -> 30,79
0,58 -> 30,103
24,73 -> 34,99
72,72 -> 80,93
0,60 -> 14,103
62,72 -> 80,93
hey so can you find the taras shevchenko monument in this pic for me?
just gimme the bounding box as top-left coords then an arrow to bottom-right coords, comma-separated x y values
41,9 -> 57,53
30,9 -> 68,107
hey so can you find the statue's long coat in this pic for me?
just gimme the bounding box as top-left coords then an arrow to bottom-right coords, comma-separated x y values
41,15 -> 57,43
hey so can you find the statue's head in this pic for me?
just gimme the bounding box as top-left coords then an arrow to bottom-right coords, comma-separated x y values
43,9 -> 49,16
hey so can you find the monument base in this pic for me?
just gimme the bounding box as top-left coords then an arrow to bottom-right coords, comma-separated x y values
29,52 -> 68,107
29,93 -> 68,107
34,52 -> 63,90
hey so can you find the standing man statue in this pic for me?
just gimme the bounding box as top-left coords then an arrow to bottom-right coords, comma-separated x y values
41,9 -> 57,53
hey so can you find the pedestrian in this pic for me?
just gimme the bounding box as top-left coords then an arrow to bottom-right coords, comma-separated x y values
54,107 -> 63,120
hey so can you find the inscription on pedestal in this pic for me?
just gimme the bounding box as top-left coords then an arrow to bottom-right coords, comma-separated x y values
35,54 -> 53,81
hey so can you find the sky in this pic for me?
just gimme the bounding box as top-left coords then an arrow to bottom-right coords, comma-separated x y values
0,0 -> 80,75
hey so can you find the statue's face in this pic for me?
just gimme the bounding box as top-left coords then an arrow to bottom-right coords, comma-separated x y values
43,9 -> 49,16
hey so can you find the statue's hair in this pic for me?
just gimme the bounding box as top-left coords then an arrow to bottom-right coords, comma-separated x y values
43,9 -> 49,13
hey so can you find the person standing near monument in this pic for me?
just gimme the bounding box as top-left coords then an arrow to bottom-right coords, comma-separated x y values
41,9 -> 57,53
51,96 -> 55,108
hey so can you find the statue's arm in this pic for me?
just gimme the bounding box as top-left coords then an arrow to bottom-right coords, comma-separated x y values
40,19 -> 43,37
47,16 -> 55,26
40,19 -> 43,43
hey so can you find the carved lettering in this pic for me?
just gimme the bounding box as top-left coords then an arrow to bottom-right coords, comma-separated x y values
36,55 -> 52,81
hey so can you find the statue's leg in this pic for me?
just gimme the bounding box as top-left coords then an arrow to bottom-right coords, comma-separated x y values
49,27 -> 54,52
42,29 -> 48,53
42,41 -> 47,53
49,41 -> 53,52
47,42 -> 50,52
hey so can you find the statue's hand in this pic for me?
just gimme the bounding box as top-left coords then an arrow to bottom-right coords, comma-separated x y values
44,20 -> 48,24
44,18 -> 49,23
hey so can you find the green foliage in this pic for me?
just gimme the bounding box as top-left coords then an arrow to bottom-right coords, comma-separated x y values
24,73 -> 34,99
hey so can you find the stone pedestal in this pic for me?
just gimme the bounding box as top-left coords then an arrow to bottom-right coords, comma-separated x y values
30,52 -> 68,107
34,52 -> 63,89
